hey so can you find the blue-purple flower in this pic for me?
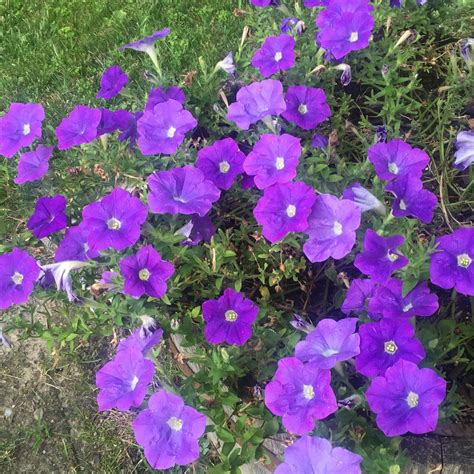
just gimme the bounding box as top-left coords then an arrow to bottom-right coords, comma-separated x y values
341,278 -> 379,318
15,145 -> 54,184
453,130 -> 474,170
145,86 -> 185,112
27,195 -> 67,239
55,225 -> 99,262
55,105 -> 101,150
96,65 -> 129,100
251,34 -> 295,78
343,182 -> 385,214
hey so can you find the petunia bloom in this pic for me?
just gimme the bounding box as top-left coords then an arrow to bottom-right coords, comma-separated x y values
453,131 -> 474,171
119,245 -> 175,299
354,229 -> 409,283
118,320 -> 164,357
282,86 -> 331,131
55,225 -> 99,262
311,133 -> 328,149
15,145 -> 54,184
202,288 -> 259,346
97,109 -> 134,136
254,181 -> 316,243
303,194 -> 361,263
366,359 -> 446,436
214,52 -> 236,74
368,138 -> 430,181
95,348 -> 155,411
196,138 -> 245,190
96,65 -> 129,100
0,103 -> 45,158
429,227 -> 474,296
145,86 -> 185,112
385,175 -> 437,223
251,34 -> 295,78
0,248 -> 40,310
304,0 -> 328,6
55,105 -> 102,150
341,278 -> 379,318
343,182 -> 385,214
39,260 -> 88,302
356,319 -> 425,378
147,166 -> 220,216
132,390 -> 206,470
280,17 -> 305,35
137,99 -> 197,155
295,318 -> 360,369
176,214 -> 216,247
275,435 -> 362,474
250,0 -> 272,6
243,134 -> 301,189
227,79 -> 286,130
82,187 -> 148,253
27,195 -> 67,239
264,357 -> 337,435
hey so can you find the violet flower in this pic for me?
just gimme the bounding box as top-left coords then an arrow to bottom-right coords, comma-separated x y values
264,357 -> 337,435
311,133 -> 328,149
15,145 -> 54,184
40,260 -> 89,302
118,111 -> 142,150
27,195 -> 67,239
280,17 -> 304,35
343,182 -> 386,214
96,65 -> 129,100
55,225 -> 99,262
304,0 -> 328,6
214,52 -> 236,74
145,86 -> 186,112
118,320 -> 164,357
97,109 -> 134,136
176,215 -> 216,246
251,34 -> 295,78
453,130 -> 474,170
460,39 -> 473,64
341,278 -> 380,319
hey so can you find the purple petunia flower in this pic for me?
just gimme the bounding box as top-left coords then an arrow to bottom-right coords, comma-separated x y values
27,195 -> 67,239
369,279 -> 439,320
120,28 -> 170,53
243,134 -> 301,189
0,248 -> 40,310
317,0 -> 374,60
215,52 -> 236,74
147,166 -> 220,216
241,173 -> 256,190
453,131 -> 474,170
303,193 -> 361,263
275,435 -> 362,474
145,86 -> 186,112
118,111 -> 142,150
343,182 -> 386,214
429,227 -> 474,296
0,103 -> 45,158
15,145 -> 54,184
97,109 -> 134,136
202,288 -> 259,346
250,0 -> 279,8
281,85 -> 331,131
254,181 -> 316,243
96,65 -> 129,100
119,245 -> 174,299
366,359 -> 446,436
96,347 -> 155,411
264,357 -> 337,435
354,229 -> 409,283
295,318 -> 360,369
55,105 -> 102,150
341,278 -> 380,319
368,139 -> 430,181
176,214 -> 216,247
137,99 -> 197,155
311,133 -> 328,149
132,389 -> 206,470
118,320 -> 164,357
280,17 -> 304,35
227,80 -> 286,130
356,319 -> 425,378
251,34 -> 295,78
82,187 -> 148,253
196,138 -> 245,190
385,175 -> 437,223
304,0 -> 328,6
55,225 -> 99,262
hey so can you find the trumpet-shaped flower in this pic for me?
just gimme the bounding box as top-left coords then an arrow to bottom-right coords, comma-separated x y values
27,195 -> 67,239
15,145 -> 54,184
96,65 -> 129,100
251,34 -> 295,78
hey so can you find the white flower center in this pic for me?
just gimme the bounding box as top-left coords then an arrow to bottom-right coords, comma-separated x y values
298,104 -> 308,115
322,348 -> 339,357
219,161 -> 230,173
403,303 -> 413,313
275,156 -> 285,170
349,32 -> 359,43
333,221 -> 343,236
167,126 -> 176,138
225,310 -> 238,322
388,162 -> 399,174
139,268 -> 150,281
384,340 -> 398,354
406,391 -> 419,408
11,271 -> 24,285
107,217 -> 121,230
399,200 -> 407,211
286,204 -> 296,218
274,51 -> 283,62
457,253 -> 472,268
387,252 -> 399,262
23,123 -> 31,135
303,384 -> 315,400
173,195 -> 187,203
130,375 -> 139,390
167,416 -> 183,431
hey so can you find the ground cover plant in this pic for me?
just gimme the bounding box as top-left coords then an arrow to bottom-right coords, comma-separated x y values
1,0 -> 473,472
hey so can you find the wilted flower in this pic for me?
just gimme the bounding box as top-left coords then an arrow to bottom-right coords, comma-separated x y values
453,130 -> 474,170
118,320 -> 164,357
311,133 -> 328,149
280,17 -> 304,35
366,359 -> 446,436
243,134 -> 301,189
254,181 -> 316,243
214,52 -> 236,74
27,195 -> 67,239
429,227 -> 474,296
343,182 -> 386,214
96,65 -> 129,100
40,260 -> 89,302
202,288 -> 259,346
0,248 -> 40,310
341,278 -> 380,319
290,314 -> 315,333
264,357 -> 337,435
132,389 -> 206,470
145,86 -> 186,112
119,245 -> 175,299
376,125 -> 388,142
333,63 -> 352,86
0,327 -> 12,349
303,193 -> 361,263
275,435 -> 362,474
176,214 -> 216,246
460,39 -> 474,64
15,145 -> 54,184
147,166 -> 220,216
295,318 -> 360,369
0,102 -> 45,158
55,225 -> 99,262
